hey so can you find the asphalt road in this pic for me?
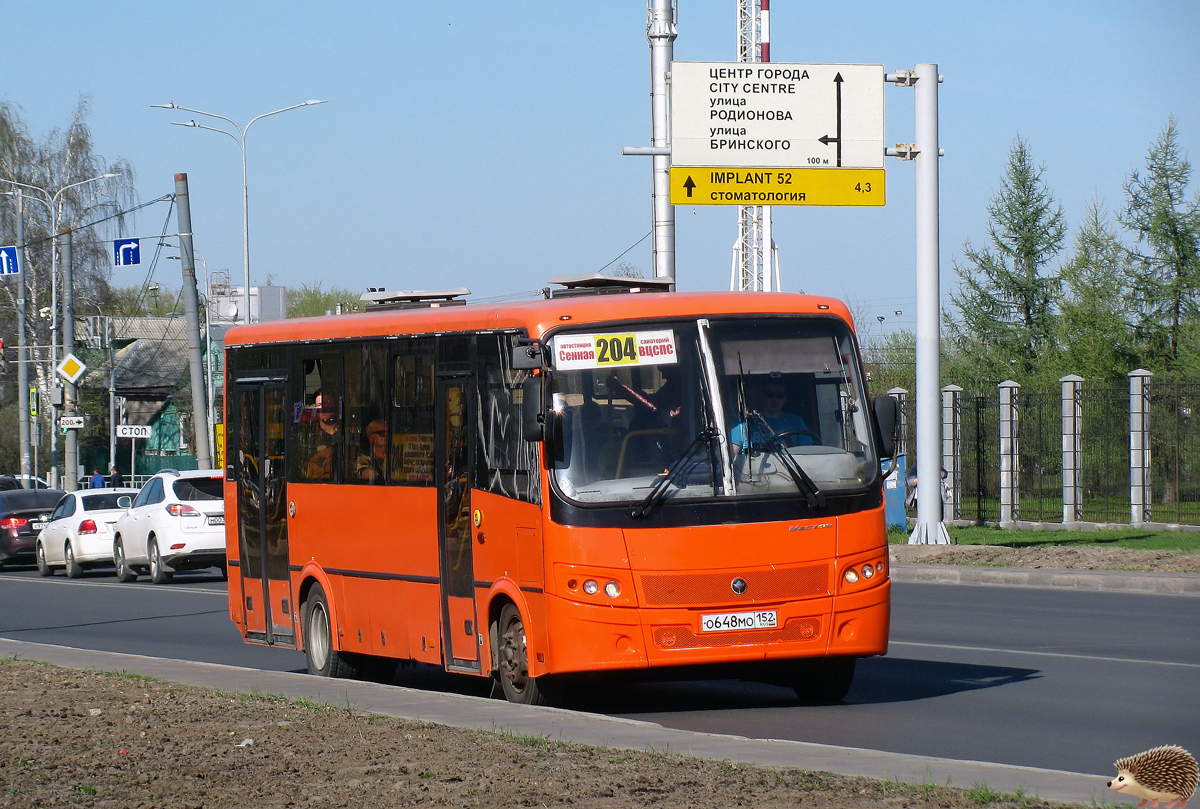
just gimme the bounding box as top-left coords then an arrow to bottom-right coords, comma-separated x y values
1,566 -> 1196,777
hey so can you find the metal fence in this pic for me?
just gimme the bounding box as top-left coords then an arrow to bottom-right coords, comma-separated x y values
898,377 -> 1200,528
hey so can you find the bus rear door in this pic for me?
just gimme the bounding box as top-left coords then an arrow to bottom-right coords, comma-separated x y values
232,380 -> 296,647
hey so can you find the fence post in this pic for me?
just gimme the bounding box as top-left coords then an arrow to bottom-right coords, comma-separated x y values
942,385 -> 962,521
1129,369 -> 1153,526
999,380 -> 1020,528
1061,375 -> 1083,526
888,387 -> 909,457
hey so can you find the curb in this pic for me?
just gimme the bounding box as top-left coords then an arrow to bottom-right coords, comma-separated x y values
889,559 -> 1200,596
0,638 -> 1117,807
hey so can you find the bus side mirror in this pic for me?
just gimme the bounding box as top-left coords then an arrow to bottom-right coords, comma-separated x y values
521,376 -> 545,441
872,395 -> 899,460
511,338 -> 542,370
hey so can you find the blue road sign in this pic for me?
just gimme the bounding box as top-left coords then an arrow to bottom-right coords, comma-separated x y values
0,246 -> 20,275
114,238 -> 141,266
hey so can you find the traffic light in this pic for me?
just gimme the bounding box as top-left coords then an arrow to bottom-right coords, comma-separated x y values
0,338 -> 6,374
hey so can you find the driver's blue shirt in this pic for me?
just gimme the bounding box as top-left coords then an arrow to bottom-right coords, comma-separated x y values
729,411 -> 813,450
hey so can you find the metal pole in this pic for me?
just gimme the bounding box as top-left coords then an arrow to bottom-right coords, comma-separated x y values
15,193 -> 31,486
647,0 -> 676,284
760,0 -> 773,291
908,64 -> 948,544
240,139 -> 252,324
108,317 -> 117,472
174,173 -> 213,468
61,227 -> 79,491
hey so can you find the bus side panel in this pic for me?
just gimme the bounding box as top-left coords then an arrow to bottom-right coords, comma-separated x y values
469,491 -> 548,675
224,479 -> 247,636
287,483 -> 440,663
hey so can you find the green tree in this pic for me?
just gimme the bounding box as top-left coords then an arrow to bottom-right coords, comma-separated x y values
947,136 -> 1067,388
287,282 -> 363,318
1120,116 -> 1200,377
1052,200 -> 1137,386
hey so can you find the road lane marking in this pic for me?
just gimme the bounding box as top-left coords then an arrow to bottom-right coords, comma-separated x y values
891,640 -> 1200,669
0,575 -> 225,596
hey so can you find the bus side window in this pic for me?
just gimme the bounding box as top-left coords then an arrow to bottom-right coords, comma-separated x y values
289,354 -> 344,483
474,334 -> 541,505
390,339 -> 436,486
344,341 -> 389,485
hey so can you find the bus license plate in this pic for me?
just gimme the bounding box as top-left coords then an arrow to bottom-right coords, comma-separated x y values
207,515 -> 225,526
699,609 -> 778,633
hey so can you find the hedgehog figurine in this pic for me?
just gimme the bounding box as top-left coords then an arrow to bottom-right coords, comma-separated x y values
1108,745 -> 1198,808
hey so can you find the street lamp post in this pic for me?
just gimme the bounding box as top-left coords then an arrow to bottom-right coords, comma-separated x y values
152,100 -> 328,326
1,173 -> 117,488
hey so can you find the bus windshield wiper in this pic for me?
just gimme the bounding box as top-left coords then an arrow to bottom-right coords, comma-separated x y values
629,426 -> 719,519
751,413 -> 826,510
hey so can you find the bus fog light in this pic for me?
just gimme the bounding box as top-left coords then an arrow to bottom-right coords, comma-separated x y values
583,579 -> 599,595
844,568 -> 859,584
604,580 -> 621,598
861,564 -> 875,579
566,579 -> 578,590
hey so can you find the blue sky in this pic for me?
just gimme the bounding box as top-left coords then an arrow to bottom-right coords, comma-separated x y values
4,1 -> 1197,337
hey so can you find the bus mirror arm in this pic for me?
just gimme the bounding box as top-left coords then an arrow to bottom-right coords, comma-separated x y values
871,395 -> 899,460
522,376 -> 547,442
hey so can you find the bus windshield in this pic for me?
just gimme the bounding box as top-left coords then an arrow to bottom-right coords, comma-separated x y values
549,316 -> 878,507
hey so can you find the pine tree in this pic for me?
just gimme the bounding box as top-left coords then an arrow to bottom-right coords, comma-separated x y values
948,137 -> 1066,387
1120,116 -> 1200,377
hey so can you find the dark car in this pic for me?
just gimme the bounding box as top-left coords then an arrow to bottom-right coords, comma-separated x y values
0,488 -> 67,567
0,475 -> 51,491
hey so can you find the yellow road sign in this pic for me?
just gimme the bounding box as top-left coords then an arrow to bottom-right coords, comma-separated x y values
56,353 -> 88,384
670,167 -> 884,206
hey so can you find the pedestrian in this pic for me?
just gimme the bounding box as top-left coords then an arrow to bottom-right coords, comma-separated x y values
89,469 -> 106,489
108,465 -> 124,488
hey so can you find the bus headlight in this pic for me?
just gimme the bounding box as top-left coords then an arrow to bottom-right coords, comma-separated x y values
844,568 -> 859,584
583,579 -> 599,595
604,580 -> 621,598
861,564 -> 875,579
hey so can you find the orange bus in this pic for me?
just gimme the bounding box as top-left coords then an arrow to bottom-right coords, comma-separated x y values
223,277 -> 898,704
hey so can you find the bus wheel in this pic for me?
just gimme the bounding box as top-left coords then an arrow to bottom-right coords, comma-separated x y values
792,656 -> 857,704
302,583 -> 360,679
496,603 -> 558,706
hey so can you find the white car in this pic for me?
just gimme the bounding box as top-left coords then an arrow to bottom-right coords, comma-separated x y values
113,469 -> 226,584
35,488 -> 140,578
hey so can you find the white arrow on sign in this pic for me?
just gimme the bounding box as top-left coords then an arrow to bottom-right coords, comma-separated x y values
116,424 -> 152,439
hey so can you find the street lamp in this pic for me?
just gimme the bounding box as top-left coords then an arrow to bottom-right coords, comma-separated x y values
0,173 -> 117,489
152,100 -> 328,326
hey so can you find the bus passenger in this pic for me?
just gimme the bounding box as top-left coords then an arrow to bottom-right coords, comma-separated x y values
730,378 -> 815,456
305,391 -> 341,481
355,418 -> 388,483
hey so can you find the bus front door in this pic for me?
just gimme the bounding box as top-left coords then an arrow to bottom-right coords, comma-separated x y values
436,376 -> 482,673
233,382 -> 296,647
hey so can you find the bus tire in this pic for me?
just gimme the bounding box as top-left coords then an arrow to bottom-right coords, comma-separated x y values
302,583 -> 360,679
495,603 -> 559,706
792,656 -> 857,704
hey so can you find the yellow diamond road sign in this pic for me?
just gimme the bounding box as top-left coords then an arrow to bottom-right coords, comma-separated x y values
56,353 -> 87,384
670,166 -> 884,207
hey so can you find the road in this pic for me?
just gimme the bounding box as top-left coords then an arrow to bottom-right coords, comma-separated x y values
0,566 -> 1196,777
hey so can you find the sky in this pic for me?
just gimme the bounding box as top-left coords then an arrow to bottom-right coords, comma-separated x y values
4,1 -> 1197,339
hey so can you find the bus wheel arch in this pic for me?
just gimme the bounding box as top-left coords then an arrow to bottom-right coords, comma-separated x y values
301,579 -> 361,679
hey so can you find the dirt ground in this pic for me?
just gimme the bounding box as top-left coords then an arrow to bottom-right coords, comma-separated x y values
1,658 -> 1074,809
893,543 -> 1200,573
6,547 -> 1186,808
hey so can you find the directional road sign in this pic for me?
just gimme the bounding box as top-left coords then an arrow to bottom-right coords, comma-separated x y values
0,246 -> 20,275
56,353 -> 88,384
670,166 -> 884,207
117,424 -> 152,439
670,61 -> 885,169
114,238 -> 140,266
59,416 -> 85,429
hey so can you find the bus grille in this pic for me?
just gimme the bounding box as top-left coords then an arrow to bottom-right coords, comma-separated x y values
652,617 -> 822,650
639,564 -> 828,607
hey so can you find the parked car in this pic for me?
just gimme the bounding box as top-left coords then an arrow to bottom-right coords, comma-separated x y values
35,488 -> 140,578
0,488 -> 68,567
0,474 -> 52,491
113,469 -> 226,584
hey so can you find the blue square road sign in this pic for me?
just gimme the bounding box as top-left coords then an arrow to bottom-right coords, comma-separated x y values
0,246 -> 20,275
114,238 -> 140,266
